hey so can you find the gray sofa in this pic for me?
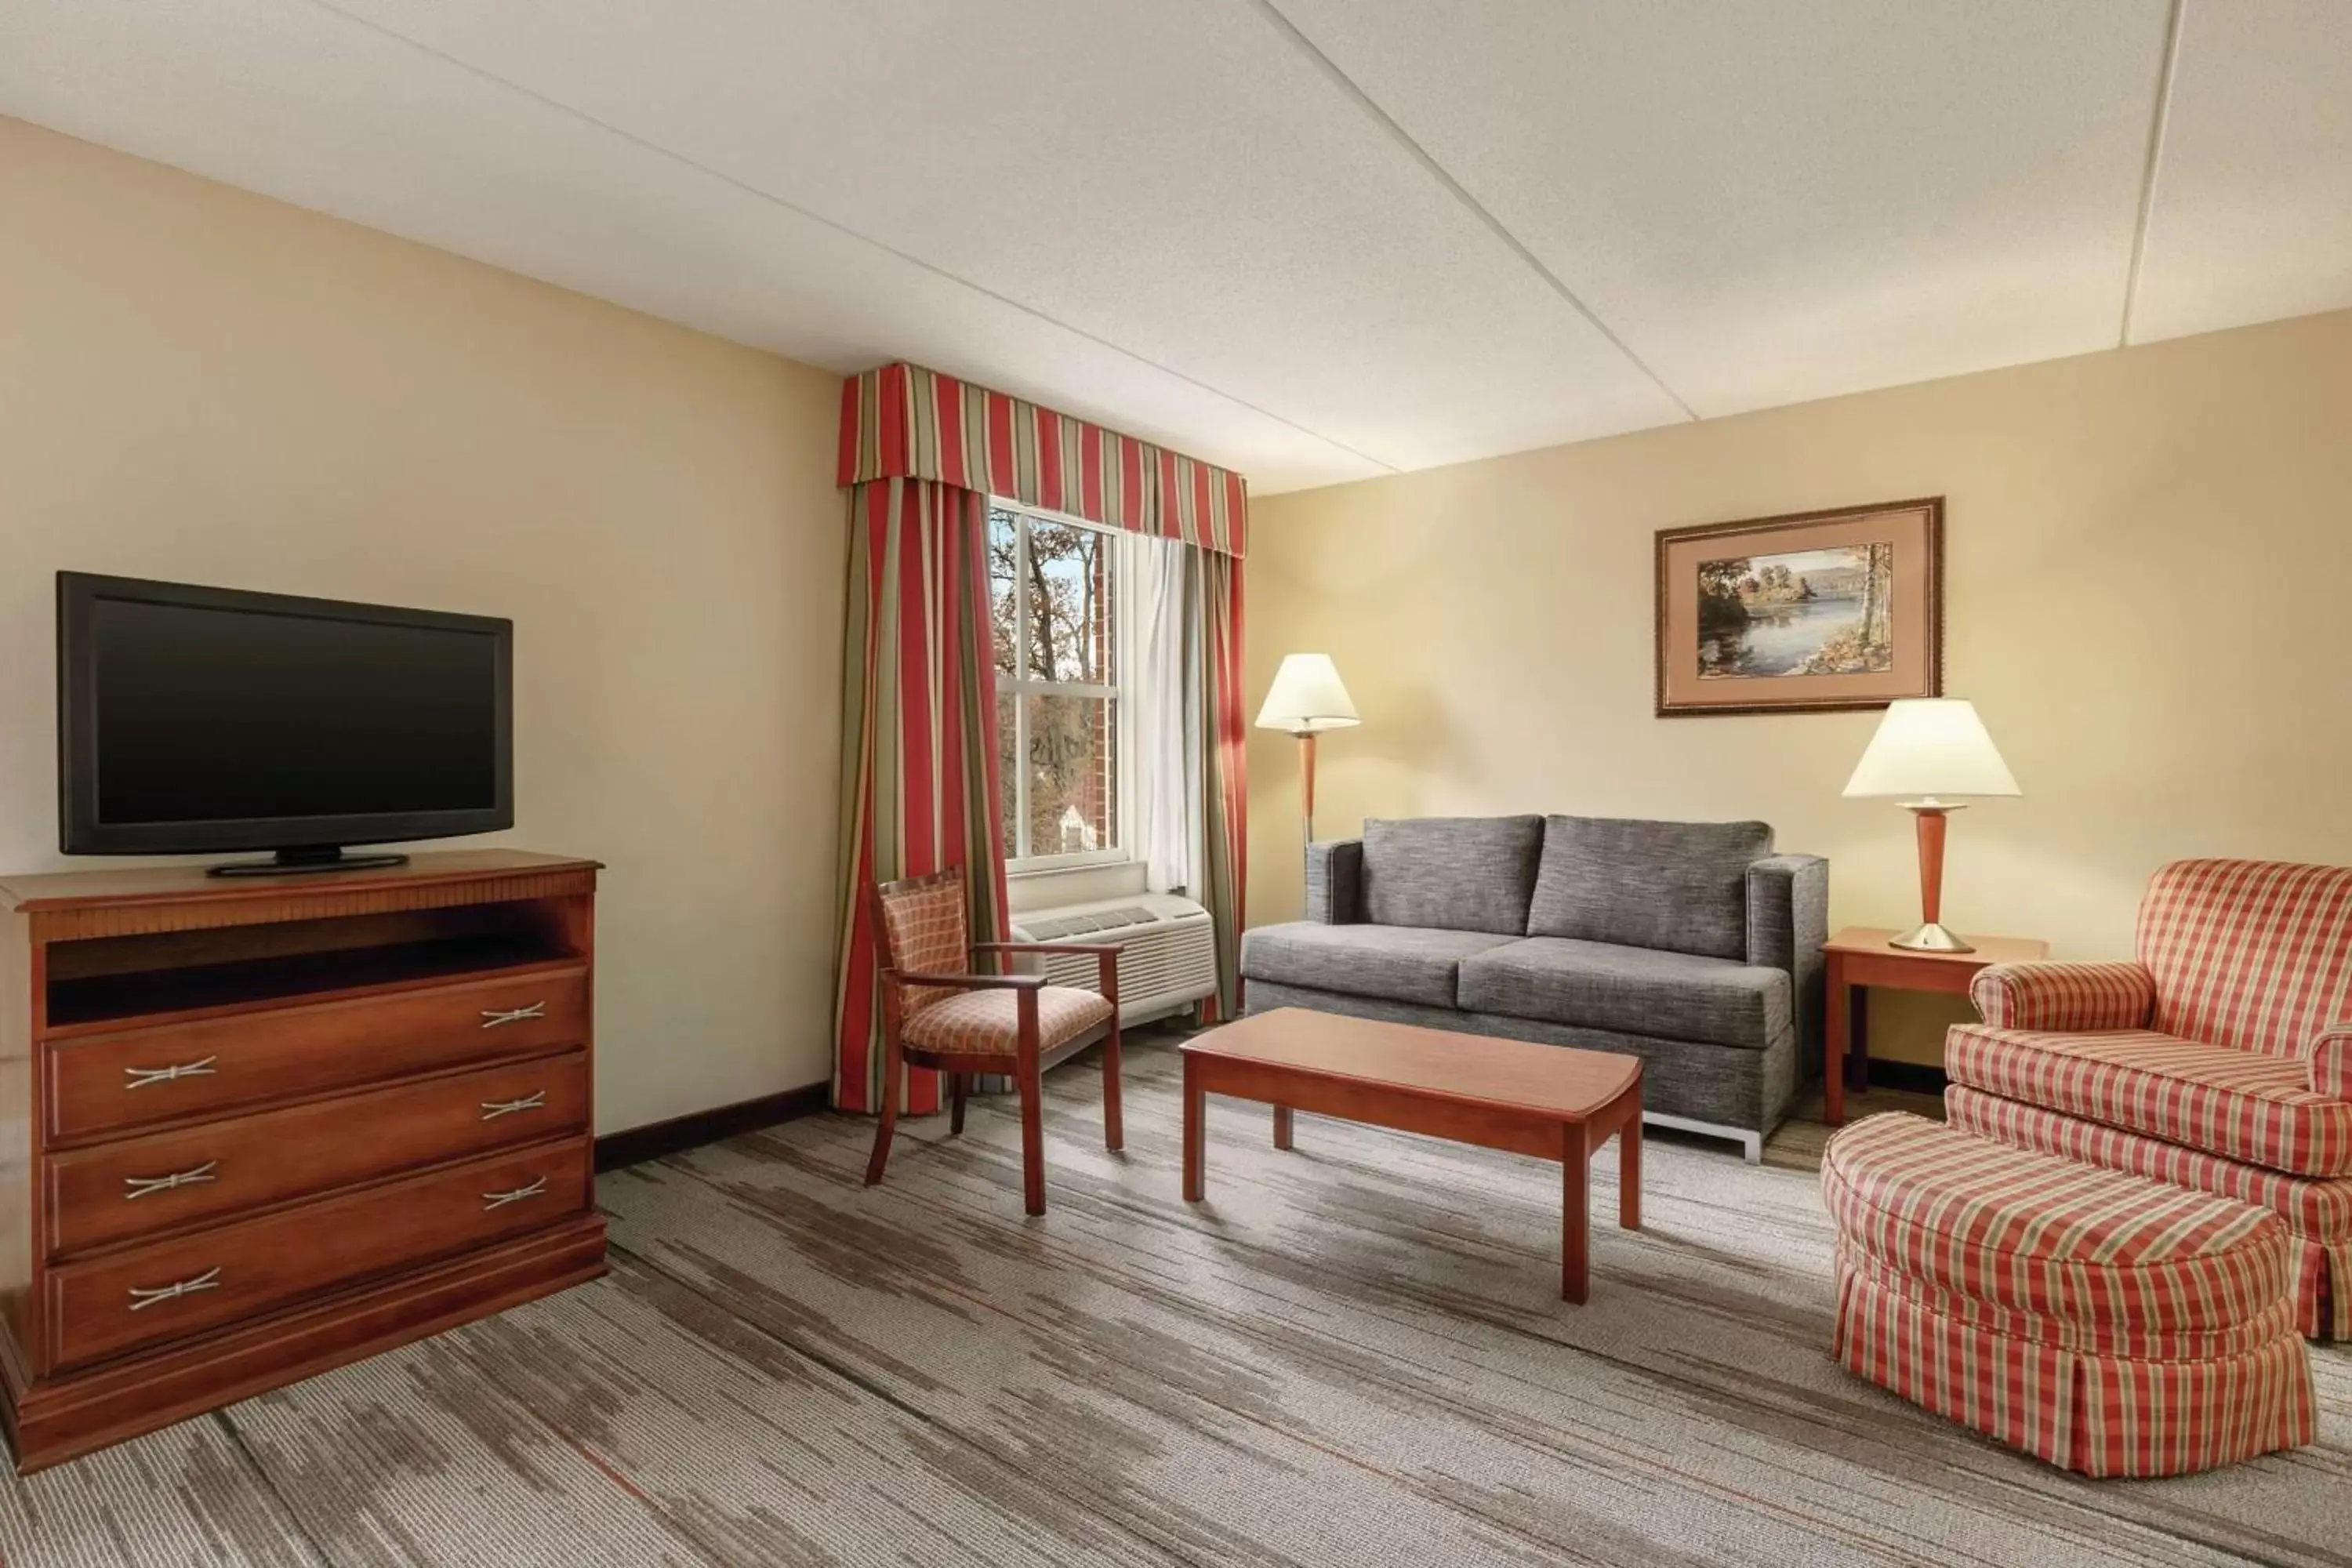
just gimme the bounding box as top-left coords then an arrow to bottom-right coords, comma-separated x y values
1238,815 -> 1828,1161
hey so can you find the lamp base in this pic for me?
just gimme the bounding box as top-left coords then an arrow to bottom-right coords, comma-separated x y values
1889,921 -> 1975,954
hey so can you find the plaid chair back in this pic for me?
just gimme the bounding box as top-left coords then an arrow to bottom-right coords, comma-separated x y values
876,872 -> 971,1020
2136,859 -> 2352,1058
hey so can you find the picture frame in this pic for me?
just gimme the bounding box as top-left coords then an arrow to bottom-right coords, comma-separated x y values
1654,497 -> 1944,717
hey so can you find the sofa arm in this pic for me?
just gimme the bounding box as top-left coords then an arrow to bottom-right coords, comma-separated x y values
1747,854 -> 1828,1069
2308,1023 -> 2352,1099
1304,839 -> 1363,924
1969,961 -> 2154,1031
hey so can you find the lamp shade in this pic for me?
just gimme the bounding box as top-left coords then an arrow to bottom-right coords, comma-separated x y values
1255,653 -> 1359,733
1842,699 -> 2020,799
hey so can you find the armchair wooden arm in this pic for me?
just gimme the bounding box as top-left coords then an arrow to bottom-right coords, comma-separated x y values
970,942 -> 1123,1006
886,969 -> 1047,991
973,941 -> 1129,955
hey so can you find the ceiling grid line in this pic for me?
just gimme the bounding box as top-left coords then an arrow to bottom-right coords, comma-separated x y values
292,0 -> 1404,479
1249,0 -> 1700,424
2120,0 -> 2189,347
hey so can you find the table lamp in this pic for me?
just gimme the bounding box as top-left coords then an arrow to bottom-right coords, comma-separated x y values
1255,653 -> 1359,846
1842,699 -> 2020,953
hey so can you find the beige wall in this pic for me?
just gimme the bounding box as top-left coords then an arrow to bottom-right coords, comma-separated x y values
1247,309 -> 2352,1065
0,119 -> 847,1128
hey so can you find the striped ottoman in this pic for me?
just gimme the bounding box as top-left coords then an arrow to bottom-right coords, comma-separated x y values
1823,1113 -> 2314,1477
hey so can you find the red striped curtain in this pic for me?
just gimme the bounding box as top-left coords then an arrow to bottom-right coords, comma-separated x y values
833,364 -> 1250,1112
832,478 -> 1010,1113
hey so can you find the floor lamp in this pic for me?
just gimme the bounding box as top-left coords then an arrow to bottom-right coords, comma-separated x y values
1254,653 -> 1359,849
1842,699 -> 2021,952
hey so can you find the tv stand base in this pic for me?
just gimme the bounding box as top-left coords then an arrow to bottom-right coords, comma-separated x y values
207,848 -> 412,877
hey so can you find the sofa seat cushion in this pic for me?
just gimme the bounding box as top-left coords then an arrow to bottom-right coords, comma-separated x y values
1240,924 -> 1519,1009
1360,816 -> 1544,936
1947,1025 -> 2352,1179
1457,937 -> 1790,1051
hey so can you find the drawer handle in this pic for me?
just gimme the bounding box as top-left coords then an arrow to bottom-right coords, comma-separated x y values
128,1266 -> 221,1311
481,1001 -> 548,1029
482,1175 -> 548,1211
125,1160 -> 219,1200
479,1091 -> 548,1121
124,1056 -> 219,1089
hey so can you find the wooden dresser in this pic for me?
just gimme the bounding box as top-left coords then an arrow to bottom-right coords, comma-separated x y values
0,849 -> 607,1471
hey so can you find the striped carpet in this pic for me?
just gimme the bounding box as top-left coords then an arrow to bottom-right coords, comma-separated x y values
4,1034 -> 2346,1567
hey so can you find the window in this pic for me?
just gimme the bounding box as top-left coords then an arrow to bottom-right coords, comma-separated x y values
989,503 -> 1124,869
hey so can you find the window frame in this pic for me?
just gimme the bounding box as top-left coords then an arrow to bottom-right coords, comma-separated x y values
991,499 -> 1133,875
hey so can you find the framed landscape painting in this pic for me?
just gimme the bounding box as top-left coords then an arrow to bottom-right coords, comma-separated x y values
1654,497 -> 1944,717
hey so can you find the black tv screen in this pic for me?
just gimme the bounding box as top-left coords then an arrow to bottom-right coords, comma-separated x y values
59,573 -> 512,858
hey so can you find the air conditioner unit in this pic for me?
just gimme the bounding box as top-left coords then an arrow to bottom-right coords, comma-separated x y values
1009,892 -> 1218,1025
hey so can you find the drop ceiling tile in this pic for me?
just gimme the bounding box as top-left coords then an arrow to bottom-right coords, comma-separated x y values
1271,0 -> 2172,417
315,0 -> 1692,470
11,0 -> 2343,498
0,0 -> 1385,492
2129,0 -> 2352,343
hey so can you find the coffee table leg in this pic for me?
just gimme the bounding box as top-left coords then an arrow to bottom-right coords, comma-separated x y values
1182,1054 -> 1206,1203
1562,1124 -> 1588,1305
1272,1105 -> 1293,1151
1620,1105 -> 1641,1233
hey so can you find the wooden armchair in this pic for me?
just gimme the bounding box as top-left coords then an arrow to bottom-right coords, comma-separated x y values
864,869 -> 1124,1214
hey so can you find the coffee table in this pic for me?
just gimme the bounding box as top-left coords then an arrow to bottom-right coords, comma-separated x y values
1180,1007 -> 1642,1302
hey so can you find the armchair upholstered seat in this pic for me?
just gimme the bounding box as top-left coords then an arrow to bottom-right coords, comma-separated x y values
902,985 -> 1115,1057
1947,858 -> 2352,1338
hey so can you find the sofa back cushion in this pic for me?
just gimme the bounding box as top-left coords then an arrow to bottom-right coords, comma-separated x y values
2138,858 -> 2352,1058
1528,815 -> 1773,960
1360,816 -> 1544,936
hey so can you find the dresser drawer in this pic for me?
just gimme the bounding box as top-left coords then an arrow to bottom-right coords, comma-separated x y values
45,967 -> 588,1144
43,1051 -> 590,1259
47,1138 -> 589,1370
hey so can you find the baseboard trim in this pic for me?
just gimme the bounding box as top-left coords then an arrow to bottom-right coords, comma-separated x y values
594,1083 -> 831,1172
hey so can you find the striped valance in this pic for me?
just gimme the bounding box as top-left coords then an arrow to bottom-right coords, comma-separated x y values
838,362 -> 1248,557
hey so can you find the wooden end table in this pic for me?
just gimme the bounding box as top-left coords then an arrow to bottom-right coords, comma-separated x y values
1180,1008 -> 1642,1303
1824,925 -> 2049,1125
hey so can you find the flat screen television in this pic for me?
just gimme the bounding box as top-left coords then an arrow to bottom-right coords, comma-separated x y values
57,572 -> 513,876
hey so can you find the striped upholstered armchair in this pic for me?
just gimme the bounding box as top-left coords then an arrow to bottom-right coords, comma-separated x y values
1945,859 -> 2352,1339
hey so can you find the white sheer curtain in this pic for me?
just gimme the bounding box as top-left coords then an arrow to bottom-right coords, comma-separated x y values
1127,534 -> 1201,896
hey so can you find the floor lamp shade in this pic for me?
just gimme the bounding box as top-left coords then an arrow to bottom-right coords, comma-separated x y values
1254,654 -> 1359,734
1842,699 -> 2020,953
1256,654 -> 1358,848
